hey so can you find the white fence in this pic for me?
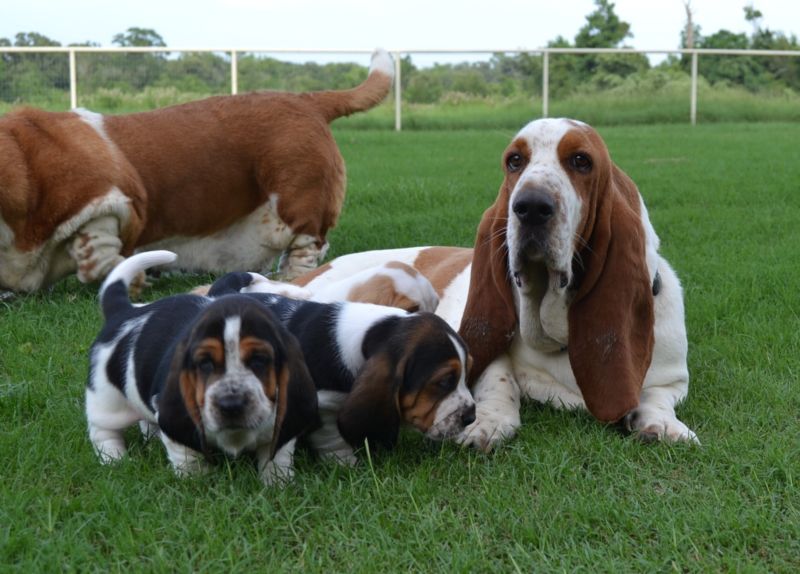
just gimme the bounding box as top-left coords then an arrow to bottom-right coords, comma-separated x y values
2,46 -> 799,129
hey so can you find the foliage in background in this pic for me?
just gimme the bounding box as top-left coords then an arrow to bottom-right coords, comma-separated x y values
1,2 -> 798,112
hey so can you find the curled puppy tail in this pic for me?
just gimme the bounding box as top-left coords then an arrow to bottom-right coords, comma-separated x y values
98,251 -> 177,318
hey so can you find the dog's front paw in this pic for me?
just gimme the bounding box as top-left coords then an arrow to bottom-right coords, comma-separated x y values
624,410 -> 699,444
319,448 -> 358,467
457,403 -> 520,452
259,459 -> 294,487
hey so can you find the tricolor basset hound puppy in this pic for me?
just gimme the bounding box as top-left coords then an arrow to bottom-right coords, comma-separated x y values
85,251 -> 318,485
289,118 -> 698,451
207,271 -> 475,464
0,49 -> 394,293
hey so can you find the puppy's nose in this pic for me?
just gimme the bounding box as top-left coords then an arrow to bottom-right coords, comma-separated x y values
215,393 -> 249,417
460,404 -> 476,427
513,189 -> 556,226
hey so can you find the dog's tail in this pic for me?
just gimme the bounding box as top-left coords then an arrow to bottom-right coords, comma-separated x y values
98,251 -> 177,318
311,49 -> 394,122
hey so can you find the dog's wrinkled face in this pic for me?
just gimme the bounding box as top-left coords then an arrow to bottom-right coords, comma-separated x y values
503,118 -> 610,291
179,299 -> 290,456
397,315 -> 475,441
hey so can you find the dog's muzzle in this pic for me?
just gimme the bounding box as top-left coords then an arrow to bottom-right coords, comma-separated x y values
512,187 -> 556,228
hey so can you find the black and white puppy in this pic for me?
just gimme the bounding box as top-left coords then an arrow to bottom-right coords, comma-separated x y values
207,272 -> 476,464
85,251 -> 318,485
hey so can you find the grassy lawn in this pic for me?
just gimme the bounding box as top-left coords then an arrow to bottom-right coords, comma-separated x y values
1,123 -> 799,571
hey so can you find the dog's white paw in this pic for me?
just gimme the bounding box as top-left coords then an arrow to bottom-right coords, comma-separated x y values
138,419 -> 160,441
259,460 -> 294,487
319,448 -> 359,467
625,409 -> 699,444
457,404 -> 520,452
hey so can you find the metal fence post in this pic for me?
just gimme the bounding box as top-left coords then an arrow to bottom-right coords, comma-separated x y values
231,50 -> 238,95
690,51 -> 698,125
394,51 -> 402,132
69,49 -> 77,109
542,50 -> 549,118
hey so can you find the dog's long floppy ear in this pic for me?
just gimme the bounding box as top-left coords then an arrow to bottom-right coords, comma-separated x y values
337,352 -> 402,450
568,165 -> 655,423
157,340 -> 207,453
458,192 -> 517,386
271,331 -> 320,457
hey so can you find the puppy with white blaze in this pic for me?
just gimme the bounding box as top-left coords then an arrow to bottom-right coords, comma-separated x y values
85,251 -> 319,485
206,271 -> 476,465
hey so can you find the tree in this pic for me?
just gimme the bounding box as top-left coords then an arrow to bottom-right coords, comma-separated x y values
13,31 -> 61,47
105,28 -> 168,90
569,0 -> 647,91
574,0 -> 632,48
111,27 -> 166,47
744,3 -> 763,36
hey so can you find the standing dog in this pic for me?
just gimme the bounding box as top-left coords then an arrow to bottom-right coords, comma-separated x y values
0,50 -> 394,292
85,252 -> 318,484
208,271 -> 475,464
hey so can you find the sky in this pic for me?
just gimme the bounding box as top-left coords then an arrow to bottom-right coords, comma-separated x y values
2,0 -> 798,66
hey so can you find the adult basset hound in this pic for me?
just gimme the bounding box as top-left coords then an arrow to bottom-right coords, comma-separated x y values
85,252 -> 318,485
289,118 -> 697,451
0,49 -> 394,292
207,271 -> 475,465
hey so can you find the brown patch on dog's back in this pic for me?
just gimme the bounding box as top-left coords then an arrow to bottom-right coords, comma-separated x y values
347,274 -> 420,311
412,247 -> 473,296
292,261 -> 332,286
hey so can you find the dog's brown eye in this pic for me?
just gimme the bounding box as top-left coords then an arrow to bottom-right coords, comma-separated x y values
570,153 -> 592,173
197,357 -> 215,375
247,354 -> 271,374
436,375 -> 456,391
506,153 -> 524,173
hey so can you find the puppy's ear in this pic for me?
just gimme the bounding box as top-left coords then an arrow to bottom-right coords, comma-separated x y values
568,165 -> 654,423
458,191 -> 517,386
337,352 -> 402,450
206,272 -> 255,297
157,340 -> 207,453
271,331 -> 319,456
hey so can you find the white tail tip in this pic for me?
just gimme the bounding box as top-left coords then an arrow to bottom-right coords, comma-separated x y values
99,250 -> 177,299
369,48 -> 394,79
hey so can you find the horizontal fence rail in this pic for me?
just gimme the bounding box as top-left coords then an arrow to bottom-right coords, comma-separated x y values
2,46 -> 799,128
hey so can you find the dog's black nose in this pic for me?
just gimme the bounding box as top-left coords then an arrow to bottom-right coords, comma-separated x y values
461,404 -> 476,427
215,394 -> 249,417
512,189 -> 556,226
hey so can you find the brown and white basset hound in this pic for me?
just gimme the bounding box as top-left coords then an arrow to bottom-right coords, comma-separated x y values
192,259 -> 439,313
86,251 -> 319,485
289,118 -> 697,451
0,49 -> 394,292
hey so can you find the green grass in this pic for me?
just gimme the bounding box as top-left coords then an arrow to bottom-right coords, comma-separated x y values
4,85 -> 800,127
2,123 -> 799,571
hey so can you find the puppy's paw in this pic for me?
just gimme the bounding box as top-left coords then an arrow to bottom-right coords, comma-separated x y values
457,404 -> 519,452
259,460 -> 294,487
171,457 -> 211,477
93,440 -> 127,463
319,448 -> 358,467
138,420 -> 160,441
625,410 -> 699,444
